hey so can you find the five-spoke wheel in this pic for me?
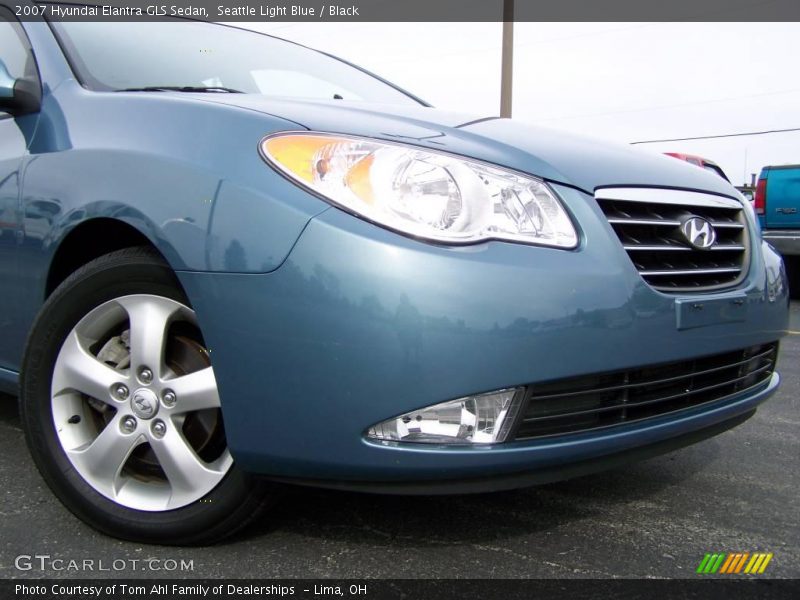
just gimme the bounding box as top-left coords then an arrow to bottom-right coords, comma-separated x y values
51,294 -> 232,511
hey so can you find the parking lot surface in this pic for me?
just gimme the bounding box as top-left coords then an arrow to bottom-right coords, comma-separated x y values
1,303 -> 798,579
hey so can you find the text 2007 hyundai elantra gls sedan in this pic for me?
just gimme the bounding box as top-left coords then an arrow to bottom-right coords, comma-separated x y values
0,10 -> 788,544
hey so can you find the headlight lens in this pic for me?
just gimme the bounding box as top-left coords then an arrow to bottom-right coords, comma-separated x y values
367,388 -> 524,445
261,133 -> 578,248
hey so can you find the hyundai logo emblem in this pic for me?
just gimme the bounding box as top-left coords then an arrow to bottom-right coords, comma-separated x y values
131,389 -> 159,419
680,217 -> 717,250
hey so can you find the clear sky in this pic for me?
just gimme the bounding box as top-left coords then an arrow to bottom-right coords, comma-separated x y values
239,22 -> 799,187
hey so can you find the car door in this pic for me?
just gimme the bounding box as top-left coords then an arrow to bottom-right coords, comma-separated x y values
0,8 -> 40,371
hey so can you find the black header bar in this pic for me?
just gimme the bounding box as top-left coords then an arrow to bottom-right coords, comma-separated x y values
4,578 -> 800,600
9,0 -> 800,22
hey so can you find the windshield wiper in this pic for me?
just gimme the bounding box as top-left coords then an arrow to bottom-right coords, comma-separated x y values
116,86 -> 244,93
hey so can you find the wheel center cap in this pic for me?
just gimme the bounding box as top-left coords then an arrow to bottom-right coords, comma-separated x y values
130,388 -> 159,420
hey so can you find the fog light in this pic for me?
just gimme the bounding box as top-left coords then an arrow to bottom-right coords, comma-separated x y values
367,388 -> 523,445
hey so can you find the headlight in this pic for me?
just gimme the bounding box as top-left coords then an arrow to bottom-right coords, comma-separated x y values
366,388 -> 524,445
260,132 -> 578,248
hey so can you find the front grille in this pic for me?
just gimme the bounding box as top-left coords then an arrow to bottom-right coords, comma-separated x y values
513,343 -> 777,440
596,187 -> 749,292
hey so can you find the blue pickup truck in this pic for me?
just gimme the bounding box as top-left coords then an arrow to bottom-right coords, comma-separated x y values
756,165 -> 800,295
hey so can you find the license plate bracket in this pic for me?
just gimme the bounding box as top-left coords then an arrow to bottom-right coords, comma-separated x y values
675,294 -> 748,330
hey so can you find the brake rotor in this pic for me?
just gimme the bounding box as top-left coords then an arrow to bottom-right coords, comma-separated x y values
124,333 -> 224,480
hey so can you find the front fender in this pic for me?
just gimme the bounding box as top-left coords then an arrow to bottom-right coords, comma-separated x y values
8,81 -> 331,370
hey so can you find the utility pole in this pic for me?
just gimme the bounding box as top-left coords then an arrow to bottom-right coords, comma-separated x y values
500,0 -> 514,118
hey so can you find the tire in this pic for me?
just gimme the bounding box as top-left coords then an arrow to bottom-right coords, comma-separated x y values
20,247 -> 273,545
785,256 -> 800,300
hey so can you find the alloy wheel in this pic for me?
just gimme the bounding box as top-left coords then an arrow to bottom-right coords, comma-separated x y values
50,294 -> 232,511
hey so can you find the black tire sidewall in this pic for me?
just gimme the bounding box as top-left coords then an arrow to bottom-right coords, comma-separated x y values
20,250 -> 263,545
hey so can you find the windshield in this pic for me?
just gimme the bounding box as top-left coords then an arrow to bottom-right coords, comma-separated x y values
50,21 -> 422,105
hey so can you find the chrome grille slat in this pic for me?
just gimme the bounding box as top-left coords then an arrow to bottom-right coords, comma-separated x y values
623,244 -> 745,252
596,187 -> 750,292
607,218 -> 744,230
607,218 -> 682,227
595,187 -> 743,209
513,343 -> 778,440
640,267 -> 742,276
709,222 -> 745,229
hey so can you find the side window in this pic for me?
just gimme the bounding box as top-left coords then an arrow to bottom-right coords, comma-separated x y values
0,6 -> 29,79
0,25 -> 28,80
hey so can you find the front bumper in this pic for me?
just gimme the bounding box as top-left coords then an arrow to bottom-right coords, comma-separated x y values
268,406 -> 764,494
177,184 -> 789,489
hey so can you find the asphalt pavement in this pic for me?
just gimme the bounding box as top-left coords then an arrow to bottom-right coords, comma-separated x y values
1,303 -> 798,580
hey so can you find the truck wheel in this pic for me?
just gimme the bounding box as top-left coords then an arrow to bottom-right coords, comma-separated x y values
20,247 -> 273,544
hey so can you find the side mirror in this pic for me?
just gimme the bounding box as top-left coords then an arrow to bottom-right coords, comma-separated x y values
0,60 -> 14,99
0,58 -> 41,116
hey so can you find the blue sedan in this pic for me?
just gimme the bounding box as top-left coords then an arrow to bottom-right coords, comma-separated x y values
0,9 -> 788,544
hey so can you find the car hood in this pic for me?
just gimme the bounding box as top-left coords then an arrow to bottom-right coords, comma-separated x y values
197,95 -> 738,197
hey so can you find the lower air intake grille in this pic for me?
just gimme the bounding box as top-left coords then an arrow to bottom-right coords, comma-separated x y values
595,187 -> 750,292
513,343 -> 777,440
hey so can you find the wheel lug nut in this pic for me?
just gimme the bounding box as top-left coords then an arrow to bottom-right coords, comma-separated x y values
139,367 -> 153,385
120,416 -> 137,433
113,384 -> 129,400
151,420 -> 166,438
162,390 -> 176,407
